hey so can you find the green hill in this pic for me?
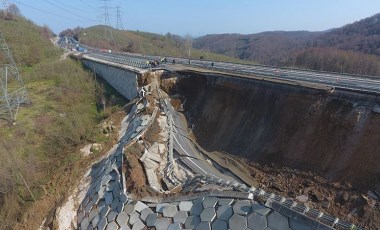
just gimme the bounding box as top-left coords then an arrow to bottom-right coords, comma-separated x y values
77,25 -> 255,64
0,15 -> 59,66
0,8 -> 121,229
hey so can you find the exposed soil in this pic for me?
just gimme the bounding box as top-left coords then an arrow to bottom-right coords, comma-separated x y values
245,160 -> 379,229
165,71 -> 380,228
124,142 -> 158,199
170,71 -> 380,189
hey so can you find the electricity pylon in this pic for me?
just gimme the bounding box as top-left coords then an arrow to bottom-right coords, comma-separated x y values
102,0 -> 113,40
115,6 -> 124,30
0,31 -> 29,122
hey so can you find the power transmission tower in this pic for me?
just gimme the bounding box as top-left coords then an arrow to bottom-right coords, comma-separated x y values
101,0 -> 113,40
115,6 -> 124,30
0,32 -> 29,122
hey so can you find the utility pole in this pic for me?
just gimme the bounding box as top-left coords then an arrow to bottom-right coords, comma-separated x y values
0,31 -> 29,122
101,0 -> 113,41
184,34 -> 192,63
115,6 -> 124,30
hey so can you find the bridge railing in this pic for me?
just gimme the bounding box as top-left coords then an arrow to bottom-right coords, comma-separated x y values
88,53 -> 151,69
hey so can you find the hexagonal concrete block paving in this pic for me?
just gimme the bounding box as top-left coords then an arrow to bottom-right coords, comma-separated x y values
267,211 -> 289,230
202,197 -> 218,208
247,212 -> 267,230
216,205 -> 233,221
185,215 -> 201,229
80,217 -> 90,230
212,219 -> 228,230
146,213 -> 158,227
97,216 -> 108,230
105,192 -> 113,205
200,208 -> 216,222
92,214 -> 101,227
106,221 -> 119,230
192,197 -> 204,203
131,219 -> 145,230
140,208 -> 154,222
229,214 -> 247,230
156,203 -> 169,213
163,205 -> 178,217
119,225 -> 131,230
218,198 -> 234,206
196,221 -> 211,230
124,203 -> 136,215
129,212 -> 140,225
168,222 -> 182,230
116,211 -> 129,226
173,211 -> 188,224
89,208 -> 99,222
155,218 -> 171,230
233,200 -> 252,216
134,201 -> 149,212
252,203 -> 271,216
190,202 -> 204,216
179,201 -> 193,212
107,210 -> 118,222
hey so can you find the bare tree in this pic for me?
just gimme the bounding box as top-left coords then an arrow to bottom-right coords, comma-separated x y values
6,3 -> 21,17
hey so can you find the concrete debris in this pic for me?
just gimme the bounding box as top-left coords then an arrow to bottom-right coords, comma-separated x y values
67,63 -> 368,230
367,190 -> 379,200
80,144 -> 93,157
80,143 -> 103,157
296,195 -> 309,203
91,143 -> 102,152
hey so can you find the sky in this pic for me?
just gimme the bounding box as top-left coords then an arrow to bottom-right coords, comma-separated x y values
7,0 -> 380,36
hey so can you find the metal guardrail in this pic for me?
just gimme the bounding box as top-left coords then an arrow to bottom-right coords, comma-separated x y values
88,53 -> 150,69
89,51 -> 380,95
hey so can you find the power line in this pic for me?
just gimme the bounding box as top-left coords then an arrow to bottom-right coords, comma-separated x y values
50,0 -> 99,14
79,0 -> 99,10
44,0 -> 97,22
11,0 -> 96,22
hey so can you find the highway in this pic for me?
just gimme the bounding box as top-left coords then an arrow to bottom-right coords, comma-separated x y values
88,50 -> 380,95
58,35 -> 380,94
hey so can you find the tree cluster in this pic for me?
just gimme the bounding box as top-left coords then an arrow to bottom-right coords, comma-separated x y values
59,26 -> 83,41
289,47 -> 380,76
0,3 -> 21,20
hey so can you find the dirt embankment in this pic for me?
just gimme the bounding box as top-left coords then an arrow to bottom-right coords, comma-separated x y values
167,71 -> 380,190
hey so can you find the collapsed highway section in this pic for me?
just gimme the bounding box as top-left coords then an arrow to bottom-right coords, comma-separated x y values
61,52 -> 380,229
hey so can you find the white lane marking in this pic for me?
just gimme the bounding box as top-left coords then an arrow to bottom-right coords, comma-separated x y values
172,132 -> 208,175
168,113 -> 221,177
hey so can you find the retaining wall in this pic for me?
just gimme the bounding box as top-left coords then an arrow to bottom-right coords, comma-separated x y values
82,59 -> 139,100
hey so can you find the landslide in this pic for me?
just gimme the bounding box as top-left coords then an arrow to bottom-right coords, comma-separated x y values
168,71 -> 380,190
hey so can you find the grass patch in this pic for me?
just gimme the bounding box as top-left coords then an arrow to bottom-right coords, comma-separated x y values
0,58 -> 128,229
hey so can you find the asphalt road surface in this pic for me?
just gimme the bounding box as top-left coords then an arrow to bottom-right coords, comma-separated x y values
163,97 -> 237,182
92,51 -> 380,95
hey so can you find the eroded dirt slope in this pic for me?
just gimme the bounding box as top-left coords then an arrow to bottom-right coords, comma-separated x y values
167,71 -> 380,190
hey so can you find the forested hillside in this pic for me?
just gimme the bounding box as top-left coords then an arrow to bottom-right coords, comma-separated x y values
193,13 -> 380,75
310,13 -> 380,55
193,31 -> 324,65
